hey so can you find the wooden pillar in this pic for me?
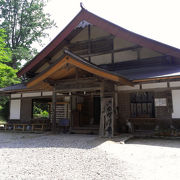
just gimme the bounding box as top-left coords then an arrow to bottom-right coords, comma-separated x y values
111,37 -> 114,64
113,85 -> 118,134
112,91 -> 116,137
69,95 -> 73,132
99,82 -> 105,137
89,93 -> 94,124
52,87 -> 57,133
99,81 -> 115,138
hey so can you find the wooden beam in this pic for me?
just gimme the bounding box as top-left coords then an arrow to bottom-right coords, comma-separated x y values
68,57 -> 133,85
111,37 -> 114,64
68,35 -> 113,46
75,67 -> 79,80
81,45 -> 142,58
56,81 -> 100,92
99,81 -> 105,137
137,48 -> 141,60
88,24 -> 91,62
44,78 -> 56,86
27,55 -> 133,88
27,58 -> 67,88
55,77 -> 100,84
56,87 -> 100,93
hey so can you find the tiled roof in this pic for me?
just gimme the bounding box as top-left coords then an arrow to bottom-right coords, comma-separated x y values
99,56 -> 180,80
0,83 -> 26,93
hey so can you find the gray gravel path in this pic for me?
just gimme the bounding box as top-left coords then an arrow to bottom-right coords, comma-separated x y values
1,133 -> 180,180
0,133 -> 135,180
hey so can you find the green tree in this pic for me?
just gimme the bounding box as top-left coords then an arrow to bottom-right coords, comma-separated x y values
0,29 -> 11,63
0,29 -> 19,88
0,29 -> 20,118
0,0 -> 56,69
0,63 -> 20,88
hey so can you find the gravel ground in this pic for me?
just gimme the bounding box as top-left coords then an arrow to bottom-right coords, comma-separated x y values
0,133 -> 180,180
0,133 -> 135,180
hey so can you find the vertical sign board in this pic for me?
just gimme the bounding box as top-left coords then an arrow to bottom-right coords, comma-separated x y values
101,97 -> 114,137
10,99 -> 21,119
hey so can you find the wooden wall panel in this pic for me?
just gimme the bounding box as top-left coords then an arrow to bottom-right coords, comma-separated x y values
20,98 -> 32,122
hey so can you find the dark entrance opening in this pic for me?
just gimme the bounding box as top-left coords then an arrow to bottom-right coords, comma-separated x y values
93,96 -> 100,125
72,95 -> 101,127
71,94 -> 101,134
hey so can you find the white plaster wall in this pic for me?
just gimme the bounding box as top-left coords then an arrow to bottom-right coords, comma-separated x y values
114,37 -> 136,63
114,50 -> 137,63
170,81 -> 180,88
172,90 -> 180,118
114,37 -> 134,49
140,48 -> 161,59
142,82 -> 167,89
42,91 -> 52,96
71,26 -> 88,43
10,99 -> 21,119
91,54 -> 112,65
71,25 -> 110,43
11,94 -> 21,98
90,25 -> 110,39
22,92 -> 41,97
118,85 -> 140,91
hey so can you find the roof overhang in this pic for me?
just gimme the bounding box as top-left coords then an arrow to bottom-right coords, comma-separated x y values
27,50 -> 133,88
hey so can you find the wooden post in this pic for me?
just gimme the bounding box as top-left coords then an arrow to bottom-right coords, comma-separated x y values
99,82 -> 105,137
52,87 -> 57,133
89,92 -> 94,125
69,95 -> 73,132
113,85 -> 118,135
111,37 -> 114,64
88,24 -> 91,62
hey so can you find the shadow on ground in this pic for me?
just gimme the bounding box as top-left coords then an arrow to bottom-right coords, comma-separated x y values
126,137 -> 180,149
0,132 -> 107,149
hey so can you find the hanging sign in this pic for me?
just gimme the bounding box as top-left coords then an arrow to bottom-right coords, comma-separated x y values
155,98 -> 167,106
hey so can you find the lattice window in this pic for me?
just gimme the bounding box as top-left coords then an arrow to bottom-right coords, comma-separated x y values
130,92 -> 155,118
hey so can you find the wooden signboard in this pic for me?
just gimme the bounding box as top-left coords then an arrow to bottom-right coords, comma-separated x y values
101,97 -> 114,137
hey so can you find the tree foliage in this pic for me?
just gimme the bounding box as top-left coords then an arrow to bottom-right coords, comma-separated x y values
0,0 -> 56,68
0,29 -> 11,63
0,29 -> 20,111
0,28 -> 20,88
0,63 -> 20,88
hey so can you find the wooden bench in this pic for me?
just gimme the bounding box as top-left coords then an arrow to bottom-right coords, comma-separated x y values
4,123 -> 14,131
0,123 -> 47,132
129,118 -> 157,131
13,124 -> 29,131
31,124 -> 46,131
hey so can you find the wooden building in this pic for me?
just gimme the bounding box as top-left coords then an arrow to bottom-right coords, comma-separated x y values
1,8 -> 180,136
